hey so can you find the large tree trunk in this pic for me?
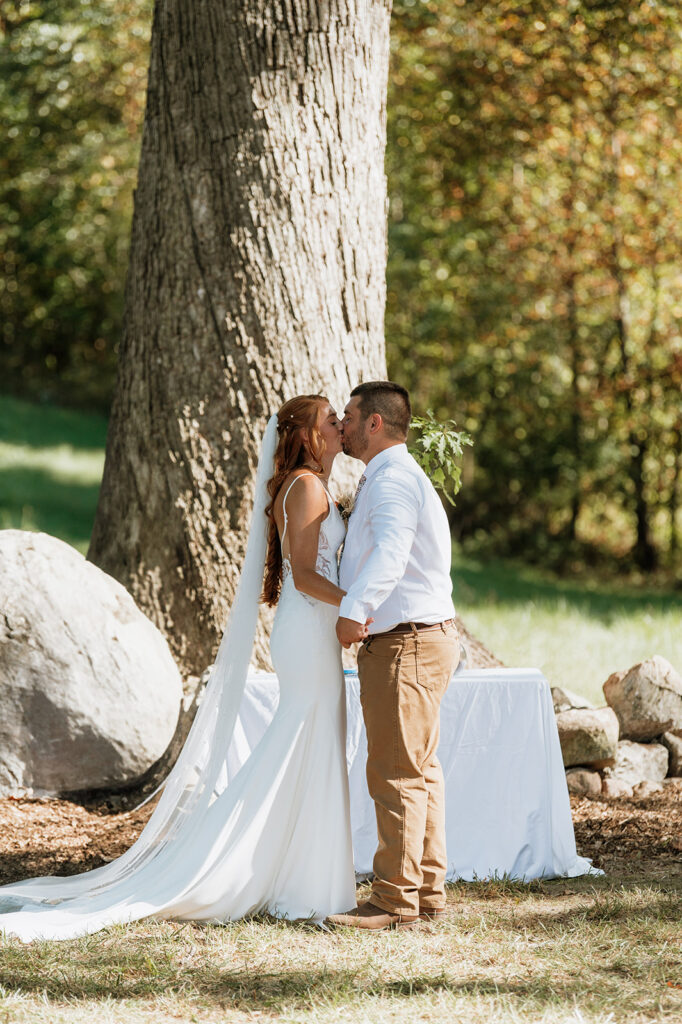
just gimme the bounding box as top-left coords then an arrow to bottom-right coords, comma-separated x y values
88,0 -> 391,673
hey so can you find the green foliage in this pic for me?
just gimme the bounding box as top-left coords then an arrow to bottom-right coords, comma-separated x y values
2,0 -> 682,573
386,0 -> 682,574
0,0 -> 151,410
408,411 -> 473,505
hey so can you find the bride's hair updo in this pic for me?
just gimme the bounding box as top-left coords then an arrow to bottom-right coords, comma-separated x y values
261,394 -> 329,607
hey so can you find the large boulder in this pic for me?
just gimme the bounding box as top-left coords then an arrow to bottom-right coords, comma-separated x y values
602,656 -> 682,741
551,686 -> 595,714
602,739 -> 669,789
555,706 -> 619,768
632,780 -> 663,800
565,767 -> 601,799
601,777 -> 633,800
660,732 -> 682,776
0,531 -> 182,795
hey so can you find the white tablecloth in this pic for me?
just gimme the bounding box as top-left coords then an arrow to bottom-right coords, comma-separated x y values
227,667 -> 597,882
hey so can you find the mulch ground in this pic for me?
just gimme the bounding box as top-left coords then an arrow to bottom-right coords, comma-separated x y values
0,788 -> 680,888
571,787 -> 682,880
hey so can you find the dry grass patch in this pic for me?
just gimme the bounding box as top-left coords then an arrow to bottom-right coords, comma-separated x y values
1,877 -> 680,1024
1,794 -> 681,1023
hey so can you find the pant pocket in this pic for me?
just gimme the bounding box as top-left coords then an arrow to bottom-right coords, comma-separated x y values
415,634 -> 460,692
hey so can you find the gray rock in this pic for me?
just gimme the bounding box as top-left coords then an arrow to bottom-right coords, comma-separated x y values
602,739 -> 669,789
565,768 -> 602,799
0,530 -> 182,795
603,656 -> 682,741
555,706 -> 619,768
601,777 -> 633,799
551,686 -> 595,714
632,780 -> 664,799
660,732 -> 682,776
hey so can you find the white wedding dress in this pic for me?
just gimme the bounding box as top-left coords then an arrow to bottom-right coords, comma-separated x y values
0,417 -> 356,941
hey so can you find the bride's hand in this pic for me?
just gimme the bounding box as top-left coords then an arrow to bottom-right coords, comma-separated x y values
362,617 -> 374,638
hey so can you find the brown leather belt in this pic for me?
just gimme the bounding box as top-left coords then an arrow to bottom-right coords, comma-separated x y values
370,618 -> 456,638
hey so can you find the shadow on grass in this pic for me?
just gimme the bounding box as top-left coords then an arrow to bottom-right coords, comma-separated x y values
0,396 -> 107,452
0,465 -> 101,551
0,879 -> 679,1012
0,937 -> 359,1004
448,875 -> 682,909
502,892 -> 682,934
0,936 -> 672,1016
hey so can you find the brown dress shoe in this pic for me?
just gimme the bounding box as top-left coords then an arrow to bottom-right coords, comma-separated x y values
326,900 -> 420,930
418,906 -> 447,921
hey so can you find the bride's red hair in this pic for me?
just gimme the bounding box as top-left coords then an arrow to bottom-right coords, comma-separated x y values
261,395 -> 329,607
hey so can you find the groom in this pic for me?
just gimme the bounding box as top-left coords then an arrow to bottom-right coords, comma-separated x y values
329,381 -> 460,930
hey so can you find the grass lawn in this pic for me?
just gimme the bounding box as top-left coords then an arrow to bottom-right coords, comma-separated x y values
0,396 -> 107,554
1,397 -> 681,1022
1,877 -> 680,1024
453,555 -> 682,706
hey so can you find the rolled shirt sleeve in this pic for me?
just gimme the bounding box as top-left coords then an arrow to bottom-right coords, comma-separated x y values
338,473 -> 421,624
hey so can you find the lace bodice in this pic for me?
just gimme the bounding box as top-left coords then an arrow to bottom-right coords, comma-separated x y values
280,473 -> 346,596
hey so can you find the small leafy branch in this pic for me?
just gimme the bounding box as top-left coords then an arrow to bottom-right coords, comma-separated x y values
408,410 -> 474,506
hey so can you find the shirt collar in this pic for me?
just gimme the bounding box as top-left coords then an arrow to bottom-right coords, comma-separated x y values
362,443 -> 409,483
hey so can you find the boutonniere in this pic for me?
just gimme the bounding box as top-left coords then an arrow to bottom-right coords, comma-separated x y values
336,494 -> 355,523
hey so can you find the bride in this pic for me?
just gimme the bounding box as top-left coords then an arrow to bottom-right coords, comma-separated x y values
0,394 -> 365,941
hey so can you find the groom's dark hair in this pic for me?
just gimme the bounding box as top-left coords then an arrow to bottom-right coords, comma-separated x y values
350,381 -> 411,440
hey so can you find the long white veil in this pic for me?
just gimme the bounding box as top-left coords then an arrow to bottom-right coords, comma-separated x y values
0,414 -> 279,940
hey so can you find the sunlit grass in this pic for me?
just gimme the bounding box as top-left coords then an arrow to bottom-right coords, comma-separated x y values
453,554 -> 682,704
0,440 -> 105,483
0,397 -> 106,553
0,877 -> 680,1023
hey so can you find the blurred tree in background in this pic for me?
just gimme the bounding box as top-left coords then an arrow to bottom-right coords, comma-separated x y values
386,0 -> 682,574
0,0 -> 150,408
2,0 -> 681,575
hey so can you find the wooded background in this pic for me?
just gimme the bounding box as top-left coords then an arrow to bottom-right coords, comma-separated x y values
2,0 -> 681,579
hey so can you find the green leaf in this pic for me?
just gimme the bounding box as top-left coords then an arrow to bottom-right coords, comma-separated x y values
407,410 -> 473,506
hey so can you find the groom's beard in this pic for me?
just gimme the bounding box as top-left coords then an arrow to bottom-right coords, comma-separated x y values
342,427 -> 369,459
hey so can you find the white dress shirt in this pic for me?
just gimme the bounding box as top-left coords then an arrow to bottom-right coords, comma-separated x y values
338,444 -> 456,633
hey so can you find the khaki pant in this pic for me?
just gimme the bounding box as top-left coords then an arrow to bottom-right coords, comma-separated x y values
357,621 -> 460,916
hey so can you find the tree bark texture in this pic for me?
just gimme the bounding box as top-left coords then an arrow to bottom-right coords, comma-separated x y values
89,0 -> 392,672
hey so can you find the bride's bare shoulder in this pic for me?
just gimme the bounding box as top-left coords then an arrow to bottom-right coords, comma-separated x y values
276,471 -> 327,511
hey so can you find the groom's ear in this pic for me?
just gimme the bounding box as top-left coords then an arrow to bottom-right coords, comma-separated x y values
368,413 -> 383,435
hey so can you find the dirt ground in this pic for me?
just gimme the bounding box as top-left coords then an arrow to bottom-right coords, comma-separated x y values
0,787 -> 680,887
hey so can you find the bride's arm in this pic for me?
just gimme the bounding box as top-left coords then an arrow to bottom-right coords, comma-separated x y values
284,475 -> 346,607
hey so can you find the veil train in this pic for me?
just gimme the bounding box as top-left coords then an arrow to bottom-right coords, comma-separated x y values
0,414 -> 279,941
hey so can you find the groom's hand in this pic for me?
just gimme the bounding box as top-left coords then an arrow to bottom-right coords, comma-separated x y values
336,616 -> 369,649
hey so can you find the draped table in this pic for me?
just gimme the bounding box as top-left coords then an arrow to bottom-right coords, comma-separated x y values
226,667 -> 598,882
